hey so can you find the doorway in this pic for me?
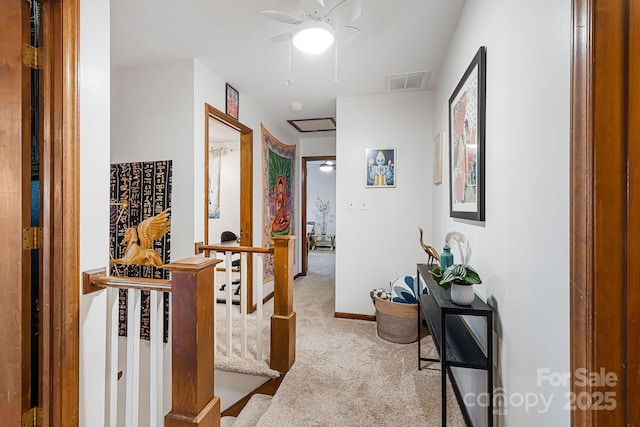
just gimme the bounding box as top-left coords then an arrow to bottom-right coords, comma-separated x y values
0,0 -> 79,424
203,104 -> 255,312
301,156 -> 336,276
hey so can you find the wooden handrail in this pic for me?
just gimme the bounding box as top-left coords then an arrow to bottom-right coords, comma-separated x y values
195,241 -> 274,255
82,267 -> 172,294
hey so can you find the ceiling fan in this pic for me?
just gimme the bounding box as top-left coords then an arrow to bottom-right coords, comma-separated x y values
259,0 -> 362,54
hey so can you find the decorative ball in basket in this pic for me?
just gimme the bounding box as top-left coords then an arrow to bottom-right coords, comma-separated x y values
370,275 -> 428,344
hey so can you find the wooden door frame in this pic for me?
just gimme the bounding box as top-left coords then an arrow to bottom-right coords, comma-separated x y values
0,0 -> 87,425
570,0 -> 636,424
27,0 -> 637,424
300,155 -> 336,276
203,103 -> 254,313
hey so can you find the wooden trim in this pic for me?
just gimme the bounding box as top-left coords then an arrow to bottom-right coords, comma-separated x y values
44,0 -> 80,424
83,268 -> 172,293
335,312 -> 376,322
627,1 -> 640,422
221,375 -> 285,418
571,0 -> 632,424
300,155 -> 336,276
203,103 -> 255,314
569,1 -> 593,424
294,273 -> 303,280
197,243 -> 273,255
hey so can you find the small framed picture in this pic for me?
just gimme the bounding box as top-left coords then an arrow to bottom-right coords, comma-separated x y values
433,132 -> 443,185
226,83 -> 239,120
365,148 -> 396,188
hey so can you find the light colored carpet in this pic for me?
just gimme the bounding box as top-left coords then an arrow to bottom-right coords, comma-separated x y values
233,394 -> 273,427
214,271 -> 279,378
254,251 -> 465,426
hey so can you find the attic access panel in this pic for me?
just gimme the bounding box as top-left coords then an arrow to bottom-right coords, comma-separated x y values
287,117 -> 336,133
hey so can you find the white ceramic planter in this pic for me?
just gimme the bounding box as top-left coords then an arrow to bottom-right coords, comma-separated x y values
450,283 -> 475,306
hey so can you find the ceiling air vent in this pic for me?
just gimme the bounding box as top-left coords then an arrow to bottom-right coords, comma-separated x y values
386,71 -> 430,92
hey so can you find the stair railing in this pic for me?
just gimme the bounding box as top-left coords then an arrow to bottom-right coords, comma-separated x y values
195,235 -> 297,374
83,236 -> 296,427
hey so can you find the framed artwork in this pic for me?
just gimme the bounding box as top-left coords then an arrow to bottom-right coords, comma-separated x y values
433,133 -> 443,185
449,46 -> 486,221
365,148 -> 396,188
226,83 -> 239,120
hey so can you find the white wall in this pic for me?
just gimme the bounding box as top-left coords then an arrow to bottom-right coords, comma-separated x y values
79,0 -> 110,425
335,91 -> 433,314
192,59 -> 300,279
111,59 -> 196,262
299,136 -> 336,157
431,0 -> 571,424
307,166 -> 336,236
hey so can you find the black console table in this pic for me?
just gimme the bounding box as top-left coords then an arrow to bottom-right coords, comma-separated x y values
416,264 -> 494,427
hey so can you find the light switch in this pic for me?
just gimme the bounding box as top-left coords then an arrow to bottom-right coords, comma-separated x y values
361,201 -> 368,210
348,201 -> 355,210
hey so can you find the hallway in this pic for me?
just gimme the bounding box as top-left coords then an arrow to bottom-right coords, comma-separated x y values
252,252 -> 464,426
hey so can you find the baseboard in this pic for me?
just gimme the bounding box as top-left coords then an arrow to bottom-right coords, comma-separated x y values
221,375 -> 285,417
335,312 -> 376,322
294,272 -> 303,279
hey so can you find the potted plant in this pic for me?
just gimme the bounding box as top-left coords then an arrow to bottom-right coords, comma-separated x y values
430,264 -> 482,306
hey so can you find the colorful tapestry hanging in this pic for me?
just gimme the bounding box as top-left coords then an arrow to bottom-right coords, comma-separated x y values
261,124 -> 296,281
109,160 -> 172,341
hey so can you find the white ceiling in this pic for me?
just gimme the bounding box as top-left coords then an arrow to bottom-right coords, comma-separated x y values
111,0 -> 464,135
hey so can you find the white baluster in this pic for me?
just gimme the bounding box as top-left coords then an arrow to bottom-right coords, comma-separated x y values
256,255 -> 264,362
125,289 -> 141,427
213,251 -> 217,354
225,251 -> 233,357
150,290 -> 164,427
240,252 -> 248,359
105,287 -> 119,427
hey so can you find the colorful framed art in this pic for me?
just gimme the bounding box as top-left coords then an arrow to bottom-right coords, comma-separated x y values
365,148 -> 396,188
226,83 -> 239,120
449,46 -> 486,221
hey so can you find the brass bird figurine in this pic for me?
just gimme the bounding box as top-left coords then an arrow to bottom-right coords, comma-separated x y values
418,227 -> 440,266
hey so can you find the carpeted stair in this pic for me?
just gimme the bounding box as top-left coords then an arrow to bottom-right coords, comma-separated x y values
221,394 -> 273,427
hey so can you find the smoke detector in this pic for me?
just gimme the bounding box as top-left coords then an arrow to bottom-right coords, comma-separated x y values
290,103 -> 303,112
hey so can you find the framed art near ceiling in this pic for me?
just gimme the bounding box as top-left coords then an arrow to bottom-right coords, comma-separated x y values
226,83 -> 239,120
365,148 -> 396,188
449,46 -> 486,221
433,132 -> 443,185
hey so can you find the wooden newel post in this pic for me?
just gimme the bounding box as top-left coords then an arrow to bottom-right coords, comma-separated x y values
271,236 -> 297,373
164,257 -> 222,427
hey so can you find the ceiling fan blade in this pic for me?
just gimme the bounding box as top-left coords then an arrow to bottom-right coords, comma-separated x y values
335,25 -> 360,44
258,9 -> 303,25
270,32 -> 292,44
326,0 -> 361,25
299,0 -> 325,19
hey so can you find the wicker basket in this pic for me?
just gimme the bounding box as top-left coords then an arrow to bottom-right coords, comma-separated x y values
372,296 -> 424,344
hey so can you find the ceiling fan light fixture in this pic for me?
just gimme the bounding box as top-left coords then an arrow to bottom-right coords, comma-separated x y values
292,21 -> 335,54
319,161 -> 335,172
